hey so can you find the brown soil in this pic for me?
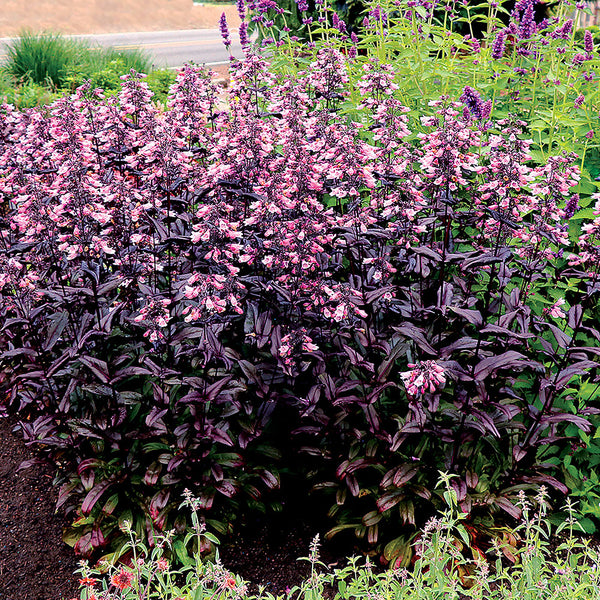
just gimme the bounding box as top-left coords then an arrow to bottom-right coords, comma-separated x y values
0,1 -> 241,38
0,416 -> 80,600
0,415 -> 343,600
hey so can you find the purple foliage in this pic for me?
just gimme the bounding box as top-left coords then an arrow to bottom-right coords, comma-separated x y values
0,52 -> 598,561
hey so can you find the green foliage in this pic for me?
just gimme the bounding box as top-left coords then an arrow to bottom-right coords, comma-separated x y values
3,31 -> 152,95
145,69 -> 178,104
63,48 -> 154,93
72,484 -> 600,600
5,30 -> 80,88
0,70 -> 59,108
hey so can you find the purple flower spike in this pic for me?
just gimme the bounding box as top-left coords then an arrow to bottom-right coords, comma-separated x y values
481,99 -> 492,120
332,12 -> 347,33
220,12 -> 231,49
518,0 -> 535,39
460,86 -> 485,119
296,0 -> 309,11
560,19 -> 573,39
564,194 -> 580,219
585,29 -> 594,55
492,29 -> 507,60
239,21 -> 249,48
236,0 -> 246,20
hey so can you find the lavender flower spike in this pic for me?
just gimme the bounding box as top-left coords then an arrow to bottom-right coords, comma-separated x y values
585,29 -> 594,55
237,0 -> 246,20
564,194 -> 580,219
220,12 -> 231,49
296,0 -> 309,11
492,29 -> 507,60
239,21 -> 249,48
460,86 -> 485,119
560,19 -> 573,39
518,0 -> 535,39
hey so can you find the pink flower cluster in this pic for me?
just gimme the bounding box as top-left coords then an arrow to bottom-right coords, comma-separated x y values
400,361 -> 446,397
0,50 -> 590,363
133,298 -> 171,342
278,328 -> 319,373
568,194 -> 600,275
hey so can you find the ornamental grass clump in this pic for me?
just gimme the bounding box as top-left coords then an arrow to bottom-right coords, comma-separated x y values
0,0 -> 599,564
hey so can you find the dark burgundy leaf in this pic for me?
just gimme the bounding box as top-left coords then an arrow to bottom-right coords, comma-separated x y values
540,413 -> 590,432
82,480 -> 114,515
79,355 -> 110,383
568,304 -> 583,330
473,351 -> 537,381
449,307 -> 483,327
216,479 -> 237,498
43,311 -> 69,352
494,497 -> 521,519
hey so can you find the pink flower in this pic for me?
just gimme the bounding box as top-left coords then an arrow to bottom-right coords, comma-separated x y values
400,361 -> 446,397
544,297 -> 566,319
156,557 -> 169,571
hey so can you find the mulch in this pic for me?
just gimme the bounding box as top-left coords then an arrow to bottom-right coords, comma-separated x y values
0,415 -> 344,600
0,416 -> 80,600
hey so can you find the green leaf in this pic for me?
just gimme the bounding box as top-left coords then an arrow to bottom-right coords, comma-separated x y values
571,207 -> 597,220
203,532 -> 220,545
173,539 -> 191,565
193,585 -> 206,600
456,524 -> 470,546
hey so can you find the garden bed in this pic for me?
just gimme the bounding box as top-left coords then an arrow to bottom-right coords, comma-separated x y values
0,416 -> 338,599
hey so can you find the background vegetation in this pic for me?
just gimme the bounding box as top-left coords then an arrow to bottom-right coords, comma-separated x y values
0,31 -> 176,107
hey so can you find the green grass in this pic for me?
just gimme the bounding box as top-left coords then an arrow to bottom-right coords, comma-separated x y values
3,30 -> 153,92
5,31 -> 79,89
0,30 -> 178,106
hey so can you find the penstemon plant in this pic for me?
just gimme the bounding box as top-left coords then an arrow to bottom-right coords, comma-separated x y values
0,0 -> 599,564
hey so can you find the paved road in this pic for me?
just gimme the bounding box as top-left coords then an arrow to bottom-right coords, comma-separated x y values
0,29 -> 243,69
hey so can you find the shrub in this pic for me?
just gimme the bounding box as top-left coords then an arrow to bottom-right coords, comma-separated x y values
0,44 -> 599,564
0,71 -> 60,108
144,69 -> 178,104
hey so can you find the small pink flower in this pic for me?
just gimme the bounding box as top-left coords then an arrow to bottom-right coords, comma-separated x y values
400,361 -> 446,396
156,557 -> 169,571
544,297 -> 566,319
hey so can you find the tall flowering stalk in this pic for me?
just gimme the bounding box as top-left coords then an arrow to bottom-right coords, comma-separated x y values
0,0 -> 599,564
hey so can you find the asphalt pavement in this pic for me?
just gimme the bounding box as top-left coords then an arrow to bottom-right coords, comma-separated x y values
0,29 -> 243,69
